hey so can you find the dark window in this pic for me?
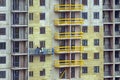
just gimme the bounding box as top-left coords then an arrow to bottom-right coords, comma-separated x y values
0,0 -> 6,6
29,41 -> 33,48
29,27 -> 33,34
0,42 -> 6,49
40,69 -> 45,76
29,71 -> 33,77
94,26 -> 99,32
40,13 -> 45,20
29,55 -> 33,62
29,0 -> 33,6
82,12 -> 87,19
115,11 -> 120,18
0,28 -> 6,35
0,14 -> 6,21
29,13 -> 33,20
82,53 -> 88,60
0,57 -> 6,64
82,39 -> 88,46
94,39 -> 99,46
82,67 -> 88,73
94,66 -> 99,73
94,12 -> 99,19
0,71 -> 6,78
40,41 -> 45,47
82,26 -> 88,33
40,27 -> 45,34
94,53 -> 99,59
94,0 -> 99,5
115,0 -> 120,5
71,67 -> 75,78
40,55 -> 45,62
82,0 -> 87,5
40,0 -> 45,6
59,68 -> 65,78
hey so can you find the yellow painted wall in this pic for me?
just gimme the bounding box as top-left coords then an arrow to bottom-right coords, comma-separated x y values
28,0 -> 53,80
81,26 -> 104,80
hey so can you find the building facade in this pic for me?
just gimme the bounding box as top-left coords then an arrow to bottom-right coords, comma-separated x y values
0,0 -> 114,80
103,0 -> 120,80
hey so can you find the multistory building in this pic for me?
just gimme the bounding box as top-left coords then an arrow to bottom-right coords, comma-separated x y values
103,0 -> 120,80
0,0 -> 105,80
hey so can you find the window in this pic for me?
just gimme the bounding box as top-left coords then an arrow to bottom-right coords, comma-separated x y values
0,14 -> 6,21
82,12 -> 87,19
71,67 -> 75,78
0,0 -> 6,6
29,41 -> 33,48
115,0 -> 120,5
82,39 -> 88,46
40,55 -> 45,62
40,41 -> 45,47
82,26 -> 88,33
0,71 -> 6,78
59,68 -> 65,78
82,67 -> 88,73
29,13 -> 33,20
40,69 -> 45,76
40,0 -> 45,6
29,27 -> 33,34
94,39 -> 99,46
82,53 -> 88,60
82,0 -> 87,5
29,55 -> 33,62
0,57 -> 6,64
29,71 -> 33,77
94,12 -> 99,19
94,26 -> 99,32
94,66 -> 99,73
115,11 -> 120,18
94,53 -> 99,59
0,42 -> 6,49
40,13 -> 45,20
29,0 -> 33,6
94,0 -> 99,5
40,27 -> 45,34
0,28 -> 6,35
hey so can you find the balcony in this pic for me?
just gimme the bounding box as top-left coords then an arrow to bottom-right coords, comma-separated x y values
29,48 -> 54,55
115,71 -> 120,76
54,4 -> 83,12
104,71 -> 112,76
54,60 -> 83,68
115,18 -> 120,22
54,32 -> 83,40
54,18 -> 84,26
115,58 -> 120,62
103,4 -> 112,9
55,46 -> 84,54
115,5 -> 120,9
115,44 -> 120,49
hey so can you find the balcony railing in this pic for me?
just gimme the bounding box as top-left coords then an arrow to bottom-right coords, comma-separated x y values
104,31 -> 112,36
115,31 -> 120,35
115,18 -> 120,22
29,48 -> 54,55
55,46 -> 84,54
54,18 -> 84,26
115,58 -> 120,62
54,60 -> 83,68
115,5 -> 120,9
115,44 -> 120,49
103,4 -> 112,9
115,71 -> 120,76
54,32 -> 83,40
104,71 -> 112,76
54,4 -> 83,12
